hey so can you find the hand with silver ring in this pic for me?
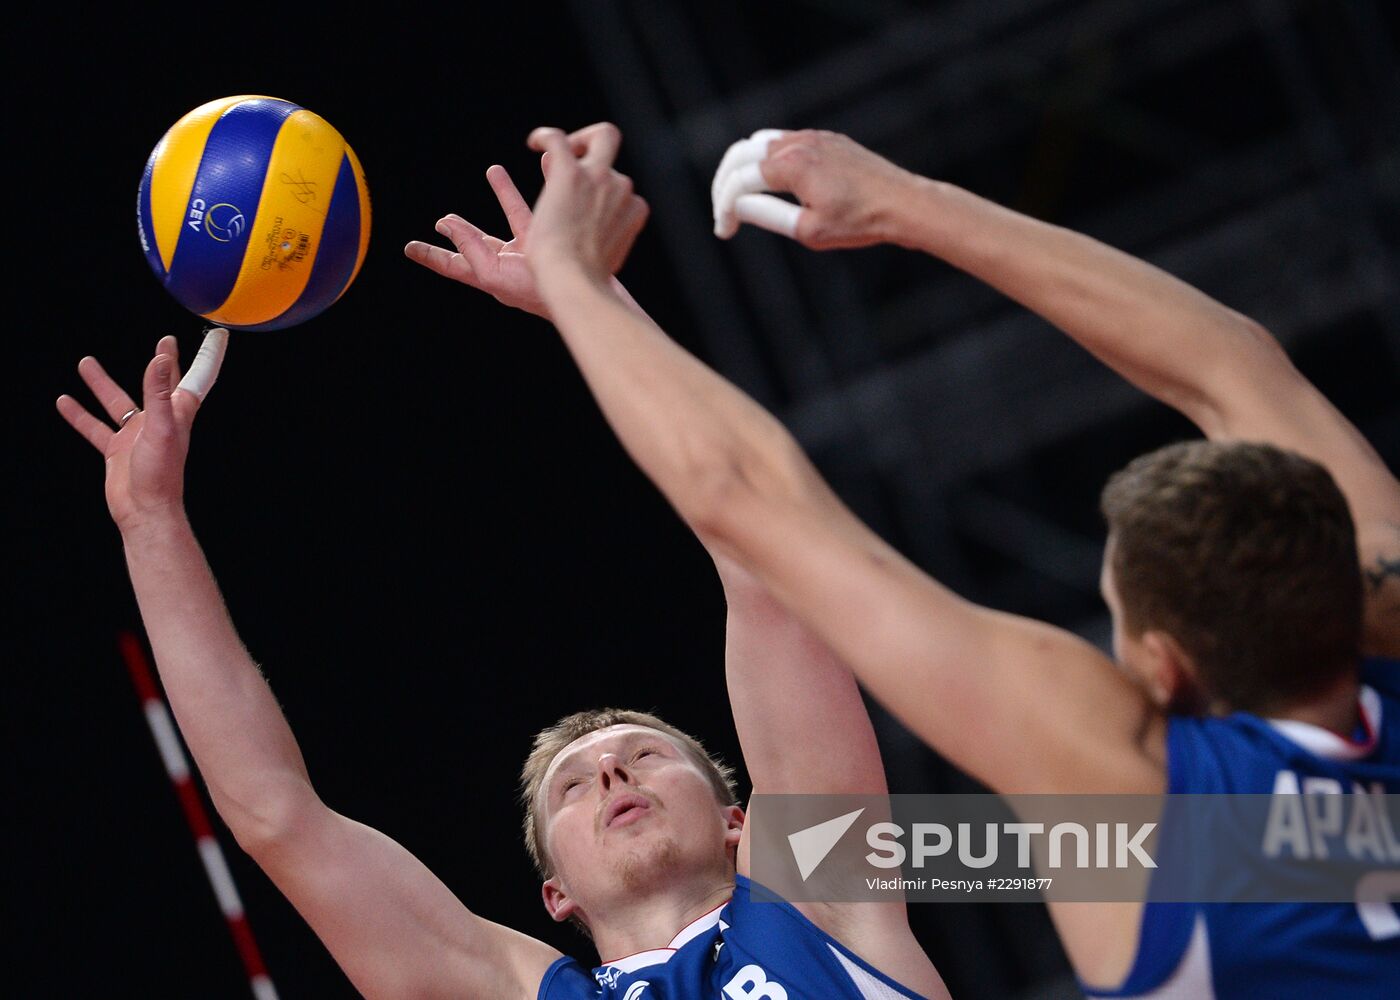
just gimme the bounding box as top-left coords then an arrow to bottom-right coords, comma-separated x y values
56,329 -> 228,533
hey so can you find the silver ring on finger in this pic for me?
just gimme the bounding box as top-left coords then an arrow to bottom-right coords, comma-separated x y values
120,407 -> 140,426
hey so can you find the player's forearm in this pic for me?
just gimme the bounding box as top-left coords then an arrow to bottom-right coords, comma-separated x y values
720,571 -> 887,795
121,512 -> 313,845
540,266 -> 894,793
537,264 -> 809,532
608,276 -> 647,318
890,176 -> 1283,426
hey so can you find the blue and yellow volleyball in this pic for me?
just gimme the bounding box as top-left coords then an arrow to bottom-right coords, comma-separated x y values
136,96 -> 370,330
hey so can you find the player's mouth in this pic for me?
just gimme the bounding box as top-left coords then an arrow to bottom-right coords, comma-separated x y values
603,793 -> 653,829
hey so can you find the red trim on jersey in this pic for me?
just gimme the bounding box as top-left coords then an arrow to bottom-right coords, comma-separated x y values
1348,694 -> 1377,747
599,897 -> 731,967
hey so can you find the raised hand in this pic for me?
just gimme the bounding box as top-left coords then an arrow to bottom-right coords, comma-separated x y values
711,129 -> 916,250
56,329 -> 227,532
524,123 -> 650,285
405,163 -> 557,320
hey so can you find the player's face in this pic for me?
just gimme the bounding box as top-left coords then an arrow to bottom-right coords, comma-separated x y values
538,725 -> 741,920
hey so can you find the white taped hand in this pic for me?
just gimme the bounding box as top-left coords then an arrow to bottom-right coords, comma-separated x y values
176,327 -> 228,402
711,129 -> 802,240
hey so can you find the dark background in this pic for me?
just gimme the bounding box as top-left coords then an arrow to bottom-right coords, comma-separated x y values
11,2 -> 1397,998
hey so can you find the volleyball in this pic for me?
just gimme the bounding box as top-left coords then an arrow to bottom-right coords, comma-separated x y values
136,96 -> 370,330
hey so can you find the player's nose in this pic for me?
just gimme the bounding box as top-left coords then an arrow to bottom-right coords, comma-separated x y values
596,753 -> 633,792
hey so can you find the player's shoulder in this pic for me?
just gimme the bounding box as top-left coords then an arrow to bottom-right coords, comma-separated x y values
535,956 -> 596,999
723,876 -> 941,999
1166,661 -> 1400,793
1164,707 -> 1278,792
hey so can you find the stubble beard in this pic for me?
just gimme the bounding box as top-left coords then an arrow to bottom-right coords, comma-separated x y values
615,834 -> 686,892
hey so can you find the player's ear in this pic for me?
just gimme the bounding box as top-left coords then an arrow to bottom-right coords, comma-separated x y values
722,805 -> 745,851
542,876 -> 578,924
1141,630 -> 1206,713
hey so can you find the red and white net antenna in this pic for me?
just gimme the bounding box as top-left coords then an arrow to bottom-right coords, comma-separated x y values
119,631 -> 279,1000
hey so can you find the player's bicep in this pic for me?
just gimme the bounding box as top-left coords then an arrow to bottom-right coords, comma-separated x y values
1199,347 -> 1400,654
1203,351 -> 1399,521
254,801 -> 559,999
870,576 -> 1163,794
715,487 -> 1162,795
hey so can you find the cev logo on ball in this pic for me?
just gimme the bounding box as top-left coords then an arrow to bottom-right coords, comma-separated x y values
186,198 -> 245,242
205,203 -> 245,242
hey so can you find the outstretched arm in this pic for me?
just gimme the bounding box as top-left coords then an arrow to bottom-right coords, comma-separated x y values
56,334 -> 558,999
714,129 -> 1400,655
716,557 -> 949,998
522,124 -> 1163,799
404,151 -> 946,990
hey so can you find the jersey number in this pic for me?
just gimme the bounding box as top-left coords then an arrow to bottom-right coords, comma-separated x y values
724,965 -> 790,1000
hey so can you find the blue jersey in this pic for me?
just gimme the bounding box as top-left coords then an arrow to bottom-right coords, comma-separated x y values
1087,658 -> 1400,999
538,874 -> 931,1000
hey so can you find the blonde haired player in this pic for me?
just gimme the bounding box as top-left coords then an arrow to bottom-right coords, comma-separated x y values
56,168 -> 952,995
